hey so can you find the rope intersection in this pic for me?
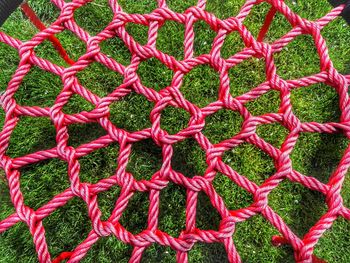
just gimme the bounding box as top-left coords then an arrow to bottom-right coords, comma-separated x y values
0,0 -> 350,262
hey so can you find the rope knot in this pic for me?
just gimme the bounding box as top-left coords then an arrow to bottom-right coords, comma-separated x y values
0,1 -> 346,262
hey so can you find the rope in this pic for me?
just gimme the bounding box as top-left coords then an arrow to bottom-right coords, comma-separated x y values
0,0 -> 349,262
20,2 -> 75,65
257,5 -> 278,42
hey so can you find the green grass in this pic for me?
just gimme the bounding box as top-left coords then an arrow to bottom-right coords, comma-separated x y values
0,0 -> 350,262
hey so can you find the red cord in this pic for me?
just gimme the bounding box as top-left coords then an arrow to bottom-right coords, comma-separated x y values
20,2 -> 75,65
52,252 -> 72,263
257,6 -> 278,42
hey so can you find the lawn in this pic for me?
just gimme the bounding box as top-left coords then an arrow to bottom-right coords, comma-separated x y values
0,0 -> 350,262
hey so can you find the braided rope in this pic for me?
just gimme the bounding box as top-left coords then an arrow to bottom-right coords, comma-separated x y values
0,0 -> 350,262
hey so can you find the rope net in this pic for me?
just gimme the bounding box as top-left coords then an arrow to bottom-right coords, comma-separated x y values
0,0 -> 350,262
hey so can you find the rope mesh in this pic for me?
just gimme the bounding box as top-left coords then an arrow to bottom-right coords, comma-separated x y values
0,0 -> 350,262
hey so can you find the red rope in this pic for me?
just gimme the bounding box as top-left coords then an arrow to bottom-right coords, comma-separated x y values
20,2 -> 74,65
52,252 -> 73,263
0,0 -> 349,262
257,6 -> 278,42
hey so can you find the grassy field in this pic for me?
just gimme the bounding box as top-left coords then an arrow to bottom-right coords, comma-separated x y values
1,0 -> 350,262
